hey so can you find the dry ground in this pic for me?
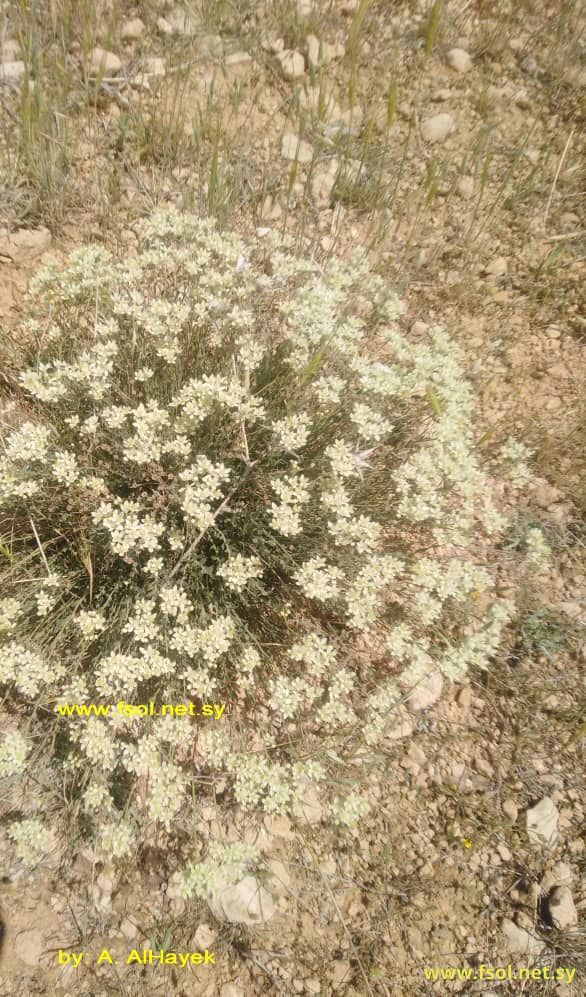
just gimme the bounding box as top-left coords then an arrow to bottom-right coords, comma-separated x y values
0,1 -> 585,995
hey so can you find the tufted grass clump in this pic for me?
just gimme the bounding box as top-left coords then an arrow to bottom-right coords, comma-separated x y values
0,210 -> 528,895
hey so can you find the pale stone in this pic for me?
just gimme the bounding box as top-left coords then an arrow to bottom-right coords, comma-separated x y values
526,797 -> 559,848
277,49 -> 305,81
208,873 -> 275,925
1,39 -> 20,61
88,47 -> 122,76
121,17 -> 145,41
485,255 -> 508,276
311,159 -> 339,207
120,917 -> 137,940
13,928 -> 45,967
221,984 -> 245,997
306,35 -> 343,68
421,112 -> 455,142
456,176 -> 474,199
0,60 -> 25,83
331,960 -> 351,985
446,48 -> 473,73
405,670 -> 443,712
0,227 -> 51,263
501,918 -> 545,956
260,195 -> 282,221
295,779 -> 323,823
550,861 -> 573,886
264,815 -> 295,838
266,859 -> 291,895
191,923 -> 215,950
262,37 -> 285,54
502,799 -> 518,821
281,133 -> 313,163
548,886 -> 578,929
225,51 -> 253,68
385,706 -> 416,740
307,34 -> 322,69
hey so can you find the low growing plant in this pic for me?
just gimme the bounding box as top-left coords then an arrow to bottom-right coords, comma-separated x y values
0,209 -> 530,897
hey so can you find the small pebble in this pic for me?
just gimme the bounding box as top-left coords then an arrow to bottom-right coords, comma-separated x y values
548,885 -> 578,930
421,112 -> 455,143
277,49 -> 305,81
281,134 -> 313,163
121,17 -> 146,41
446,48 -> 473,73
88,47 -> 122,76
456,176 -> 474,199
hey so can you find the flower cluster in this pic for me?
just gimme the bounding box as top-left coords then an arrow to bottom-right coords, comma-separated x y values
0,729 -> 29,777
0,208 -> 525,893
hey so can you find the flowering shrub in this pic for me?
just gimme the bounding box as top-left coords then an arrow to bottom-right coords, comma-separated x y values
0,210 -> 525,894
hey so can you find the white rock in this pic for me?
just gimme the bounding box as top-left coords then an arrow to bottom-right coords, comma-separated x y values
13,928 -> 45,967
0,226 -> 51,262
121,17 -> 146,41
295,779 -> 323,823
297,0 -> 313,16
0,60 -> 25,83
548,885 -> 577,929
307,34 -> 322,69
421,112 -> 455,143
266,859 -> 291,896
157,16 -> 173,35
120,917 -> 137,940
331,960 -> 351,985
385,706 -> 416,740
306,35 -> 342,69
225,51 -> 253,70
456,176 -> 474,199
88,47 -> 122,76
277,49 -> 305,81
191,923 -> 215,950
221,985 -> 245,997
502,799 -> 518,821
501,918 -> 545,956
264,815 -> 295,839
208,873 -> 275,925
311,159 -> 339,207
281,133 -> 313,163
550,861 -> 573,886
260,195 -> 282,221
405,670 -> 443,712
262,37 -> 285,54
526,797 -> 559,848
484,255 -> 508,276
1,39 -> 20,61
446,48 -> 473,73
